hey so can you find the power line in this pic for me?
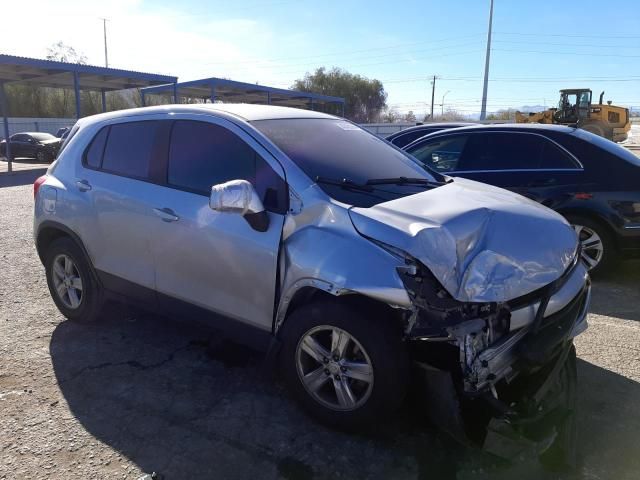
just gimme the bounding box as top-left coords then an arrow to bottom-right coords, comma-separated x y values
493,48 -> 640,59
495,31 -> 640,39
203,33 -> 484,66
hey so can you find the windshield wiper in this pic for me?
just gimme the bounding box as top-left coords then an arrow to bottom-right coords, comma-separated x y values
315,176 -> 374,192
365,176 -> 449,187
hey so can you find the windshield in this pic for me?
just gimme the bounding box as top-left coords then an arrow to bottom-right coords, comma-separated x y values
30,133 -> 56,141
252,118 -> 440,207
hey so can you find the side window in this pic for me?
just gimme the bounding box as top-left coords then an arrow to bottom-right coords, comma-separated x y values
102,121 -> 161,179
458,133 -> 543,171
168,120 -> 287,213
84,127 -> 109,169
13,134 -> 27,142
539,140 -> 579,169
408,135 -> 468,173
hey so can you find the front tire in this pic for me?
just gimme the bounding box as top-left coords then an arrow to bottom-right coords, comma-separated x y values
565,214 -> 617,274
44,237 -> 103,322
36,149 -> 50,162
280,300 -> 409,430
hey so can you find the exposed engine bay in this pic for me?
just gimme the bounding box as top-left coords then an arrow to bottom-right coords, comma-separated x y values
397,253 -> 590,461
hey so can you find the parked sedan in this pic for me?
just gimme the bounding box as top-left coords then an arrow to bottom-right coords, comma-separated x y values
0,132 -> 62,162
386,122 -> 475,148
404,123 -> 640,272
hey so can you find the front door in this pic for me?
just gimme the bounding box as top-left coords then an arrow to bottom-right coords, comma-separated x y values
151,117 -> 288,332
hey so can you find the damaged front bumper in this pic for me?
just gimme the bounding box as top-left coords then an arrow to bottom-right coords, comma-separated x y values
402,254 -> 590,459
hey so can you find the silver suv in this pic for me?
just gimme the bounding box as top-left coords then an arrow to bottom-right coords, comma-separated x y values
34,105 -> 589,443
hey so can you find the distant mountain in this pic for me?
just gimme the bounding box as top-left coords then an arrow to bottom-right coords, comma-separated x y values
518,105 -> 547,113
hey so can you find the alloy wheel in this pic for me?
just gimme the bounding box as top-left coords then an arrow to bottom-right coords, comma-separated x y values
51,254 -> 83,309
295,325 -> 374,411
572,224 -> 604,270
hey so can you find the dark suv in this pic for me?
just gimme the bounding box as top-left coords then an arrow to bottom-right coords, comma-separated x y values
404,124 -> 640,272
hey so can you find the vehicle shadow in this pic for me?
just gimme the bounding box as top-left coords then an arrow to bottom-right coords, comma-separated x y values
50,309 -> 640,480
589,260 -> 640,322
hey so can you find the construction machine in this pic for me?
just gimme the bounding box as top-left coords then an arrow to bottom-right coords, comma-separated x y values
516,89 -> 631,142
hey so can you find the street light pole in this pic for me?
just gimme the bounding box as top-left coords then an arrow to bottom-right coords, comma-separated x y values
430,75 -> 437,120
441,90 -> 450,116
480,0 -> 494,120
101,18 -> 109,67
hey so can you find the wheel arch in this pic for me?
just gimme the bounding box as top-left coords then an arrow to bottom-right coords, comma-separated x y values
36,221 -> 98,272
557,208 -> 620,251
275,284 -> 407,337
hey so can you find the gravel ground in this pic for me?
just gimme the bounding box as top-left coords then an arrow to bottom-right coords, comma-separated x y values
1,169 -> 639,480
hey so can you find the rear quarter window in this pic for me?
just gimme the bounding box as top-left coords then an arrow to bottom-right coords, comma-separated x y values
574,129 -> 640,167
83,127 -> 108,168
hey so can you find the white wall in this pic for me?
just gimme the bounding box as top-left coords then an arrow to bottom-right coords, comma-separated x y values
2,117 -> 76,138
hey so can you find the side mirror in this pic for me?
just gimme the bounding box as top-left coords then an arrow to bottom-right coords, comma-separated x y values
209,179 -> 269,232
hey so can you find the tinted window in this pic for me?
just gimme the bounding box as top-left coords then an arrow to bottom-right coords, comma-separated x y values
408,135 -> 468,172
253,118 -> 437,207
168,121 -> 287,213
539,141 -> 579,169
84,127 -> 108,168
574,128 -> 640,167
458,133 -> 543,170
12,134 -> 28,142
102,121 -> 160,179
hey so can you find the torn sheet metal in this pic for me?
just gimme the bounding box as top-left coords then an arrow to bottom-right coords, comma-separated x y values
349,178 -> 578,303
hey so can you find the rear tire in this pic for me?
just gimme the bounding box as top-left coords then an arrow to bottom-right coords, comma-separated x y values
280,300 -> 409,430
564,214 -> 617,274
44,237 -> 103,322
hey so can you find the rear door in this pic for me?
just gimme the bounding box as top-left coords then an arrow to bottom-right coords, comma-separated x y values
71,117 -> 170,304
11,134 -> 28,157
151,117 -> 288,332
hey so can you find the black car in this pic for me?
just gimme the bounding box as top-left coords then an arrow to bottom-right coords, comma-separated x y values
0,132 -> 62,162
403,123 -> 640,272
386,122 -> 476,148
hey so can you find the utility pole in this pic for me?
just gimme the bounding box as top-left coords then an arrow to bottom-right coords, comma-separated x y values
441,90 -> 450,116
101,18 -> 109,67
430,75 -> 437,120
480,0 -> 494,120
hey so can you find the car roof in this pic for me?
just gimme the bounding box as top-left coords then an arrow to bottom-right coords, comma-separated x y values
387,122 -> 475,138
76,103 -> 337,128
14,132 -> 52,136
420,123 -> 579,136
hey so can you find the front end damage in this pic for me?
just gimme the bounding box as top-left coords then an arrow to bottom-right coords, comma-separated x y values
399,253 -> 589,462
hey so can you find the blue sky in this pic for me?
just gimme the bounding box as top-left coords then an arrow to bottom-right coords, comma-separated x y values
2,0 -> 640,117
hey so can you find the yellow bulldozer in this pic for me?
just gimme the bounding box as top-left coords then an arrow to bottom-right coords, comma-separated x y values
515,89 -> 631,142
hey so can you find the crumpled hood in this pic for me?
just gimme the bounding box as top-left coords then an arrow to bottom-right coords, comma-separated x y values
40,138 -> 61,146
349,177 -> 578,303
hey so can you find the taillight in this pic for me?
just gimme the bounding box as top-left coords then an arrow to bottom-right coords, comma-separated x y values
34,175 -> 47,199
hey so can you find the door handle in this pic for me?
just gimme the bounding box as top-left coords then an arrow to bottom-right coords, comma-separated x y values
153,207 -> 179,222
76,179 -> 92,192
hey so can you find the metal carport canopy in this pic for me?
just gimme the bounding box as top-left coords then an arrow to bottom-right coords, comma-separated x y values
0,53 -> 177,172
140,76 -> 345,115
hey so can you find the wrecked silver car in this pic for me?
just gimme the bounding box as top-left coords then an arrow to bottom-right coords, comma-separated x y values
34,105 -> 589,458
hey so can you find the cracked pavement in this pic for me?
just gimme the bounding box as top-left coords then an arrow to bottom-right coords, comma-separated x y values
1,169 -> 639,480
